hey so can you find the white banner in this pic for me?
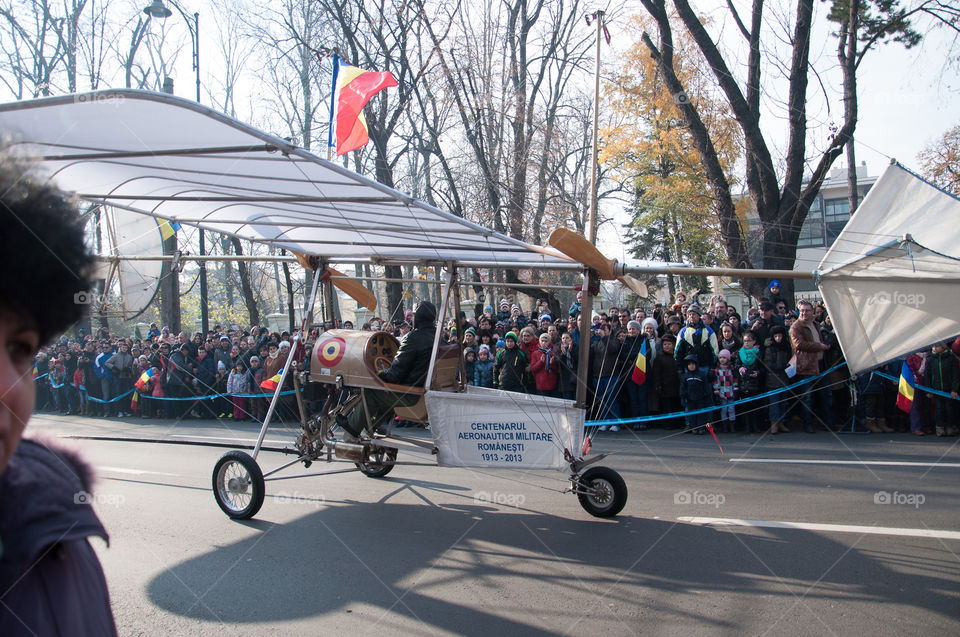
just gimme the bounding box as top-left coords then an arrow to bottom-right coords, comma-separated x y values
426,386 -> 583,470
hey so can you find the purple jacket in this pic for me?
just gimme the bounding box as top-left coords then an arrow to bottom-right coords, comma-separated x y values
0,439 -> 117,636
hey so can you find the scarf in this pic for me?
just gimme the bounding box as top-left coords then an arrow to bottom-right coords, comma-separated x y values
739,347 -> 759,366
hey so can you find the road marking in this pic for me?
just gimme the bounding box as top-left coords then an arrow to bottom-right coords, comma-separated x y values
98,465 -> 179,477
679,517 -> 960,540
171,434 -> 288,445
729,458 -> 960,468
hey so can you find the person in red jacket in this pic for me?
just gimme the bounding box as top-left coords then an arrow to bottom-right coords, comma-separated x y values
530,333 -> 560,397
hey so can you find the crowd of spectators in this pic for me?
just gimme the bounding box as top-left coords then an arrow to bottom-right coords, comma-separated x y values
32,280 -> 960,436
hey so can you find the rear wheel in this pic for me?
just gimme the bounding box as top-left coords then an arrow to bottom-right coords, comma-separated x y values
576,466 -> 627,518
213,451 -> 265,519
356,447 -> 398,478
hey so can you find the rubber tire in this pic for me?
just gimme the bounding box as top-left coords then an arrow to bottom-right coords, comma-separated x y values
577,466 -> 627,518
355,447 -> 398,478
213,450 -> 265,519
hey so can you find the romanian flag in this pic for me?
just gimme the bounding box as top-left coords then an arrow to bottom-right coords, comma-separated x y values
135,368 -> 154,390
260,373 -> 282,391
329,56 -> 398,156
896,361 -> 916,413
159,219 -> 181,240
631,338 -> 648,385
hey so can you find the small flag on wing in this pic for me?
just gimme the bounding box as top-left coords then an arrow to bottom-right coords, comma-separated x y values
260,373 -> 282,391
896,361 -> 916,413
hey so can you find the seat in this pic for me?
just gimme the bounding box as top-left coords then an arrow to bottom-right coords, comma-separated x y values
391,344 -> 461,423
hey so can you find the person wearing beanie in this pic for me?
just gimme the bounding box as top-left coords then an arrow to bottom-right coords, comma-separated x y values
463,346 -> 478,387
675,303 -> 718,368
714,348 -> 738,432
768,279 -> 786,310
679,354 -> 712,435
496,299 -> 511,323
494,331 -> 529,392
649,333 -> 683,428
337,301 -> 438,439
483,304 -> 494,319
763,324 -> 794,434
474,344 -> 495,388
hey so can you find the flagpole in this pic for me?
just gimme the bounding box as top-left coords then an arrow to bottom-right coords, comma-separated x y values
328,54 -> 340,161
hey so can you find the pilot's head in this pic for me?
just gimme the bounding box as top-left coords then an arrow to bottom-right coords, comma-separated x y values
413,301 -> 437,328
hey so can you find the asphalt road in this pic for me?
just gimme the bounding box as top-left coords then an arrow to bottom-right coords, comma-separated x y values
26,411 -> 960,636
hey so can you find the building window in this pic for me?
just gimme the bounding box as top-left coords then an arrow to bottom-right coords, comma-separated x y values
825,197 -> 851,245
798,197 -> 825,248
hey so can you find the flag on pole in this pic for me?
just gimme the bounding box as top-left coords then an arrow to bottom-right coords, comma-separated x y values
631,338 -> 647,385
328,56 -> 398,156
260,373 -> 282,391
896,361 -> 916,413
135,367 -> 154,390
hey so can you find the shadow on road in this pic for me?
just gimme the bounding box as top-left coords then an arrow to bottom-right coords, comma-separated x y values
145,498 -> 960,632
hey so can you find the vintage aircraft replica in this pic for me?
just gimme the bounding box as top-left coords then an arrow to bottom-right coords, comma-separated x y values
2,90 -> 957,520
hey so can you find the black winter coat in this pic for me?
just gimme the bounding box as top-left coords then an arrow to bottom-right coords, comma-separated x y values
379,326 -> 436,387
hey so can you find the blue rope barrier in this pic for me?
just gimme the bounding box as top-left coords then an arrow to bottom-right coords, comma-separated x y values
873,370 -> 960,401
584,363 -> 847,427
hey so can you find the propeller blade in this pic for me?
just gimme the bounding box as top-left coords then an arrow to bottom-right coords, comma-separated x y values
547,227 -> 618,279
619,275 -> 648,298
327,267 -> 377,311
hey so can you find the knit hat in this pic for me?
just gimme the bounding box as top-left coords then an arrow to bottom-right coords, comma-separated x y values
687,304 -> 702,315
484,304 -> 493,313
217,361 -> 227,372
718,349 -> 732,359
627,320 -> 642,332
641,317 -> 658,334
769,279 -> 781,290
504,331 -> 518,342
250,356 -> 260,363
511,304 -> 520,312
499,298 -> 509,308
465,327 -> 476,335
279,341 -> 291,350
666,315 -> 682,325
539,313 -> 552,323
478,344 -> 491,355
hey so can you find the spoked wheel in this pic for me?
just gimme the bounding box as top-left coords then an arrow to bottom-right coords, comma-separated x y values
355,447 -> 398,478
213,450 -> 265,519
576,466 -> 627,518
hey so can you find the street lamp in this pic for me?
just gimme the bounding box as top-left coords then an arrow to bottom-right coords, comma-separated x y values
143,0 -> 208,333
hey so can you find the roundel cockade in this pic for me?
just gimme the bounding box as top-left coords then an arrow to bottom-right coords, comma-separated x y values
316,336 -> 346,367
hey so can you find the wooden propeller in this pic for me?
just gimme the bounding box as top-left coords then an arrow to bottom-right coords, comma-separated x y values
548,227 -> 618,279
293,252 -> 377,311
548,228 -> 649,298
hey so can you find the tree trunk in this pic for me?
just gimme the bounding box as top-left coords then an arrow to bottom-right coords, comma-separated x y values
230,237 -> 261,327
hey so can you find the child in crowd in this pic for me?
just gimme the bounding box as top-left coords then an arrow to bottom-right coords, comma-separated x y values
649,333 -> 682,428
736,331 -> 764,434
246,356 -> 265,422
530,333 -> 559,397
495,332 -> 529,392
474,345 -> 495,388
226,361 -> 249,420
72,361 -> 87,416
713,349 -> 738,432
464,347 -> 477,387
679,353 -> 712,435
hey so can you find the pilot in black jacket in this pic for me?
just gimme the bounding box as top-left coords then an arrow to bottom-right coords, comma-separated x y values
340,302 -> 437,437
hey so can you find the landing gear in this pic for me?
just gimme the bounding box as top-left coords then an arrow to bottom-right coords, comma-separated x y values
575,466 -> 627,518
213,451 -> 265,520
355,446 -> 398,478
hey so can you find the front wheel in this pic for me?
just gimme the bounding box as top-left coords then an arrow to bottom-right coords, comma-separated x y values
356,447 -> 398,478
213,450 -> 265,519
576,466 -> 627,518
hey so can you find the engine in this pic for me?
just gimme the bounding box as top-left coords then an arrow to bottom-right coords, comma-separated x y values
308,329 -> 400,390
